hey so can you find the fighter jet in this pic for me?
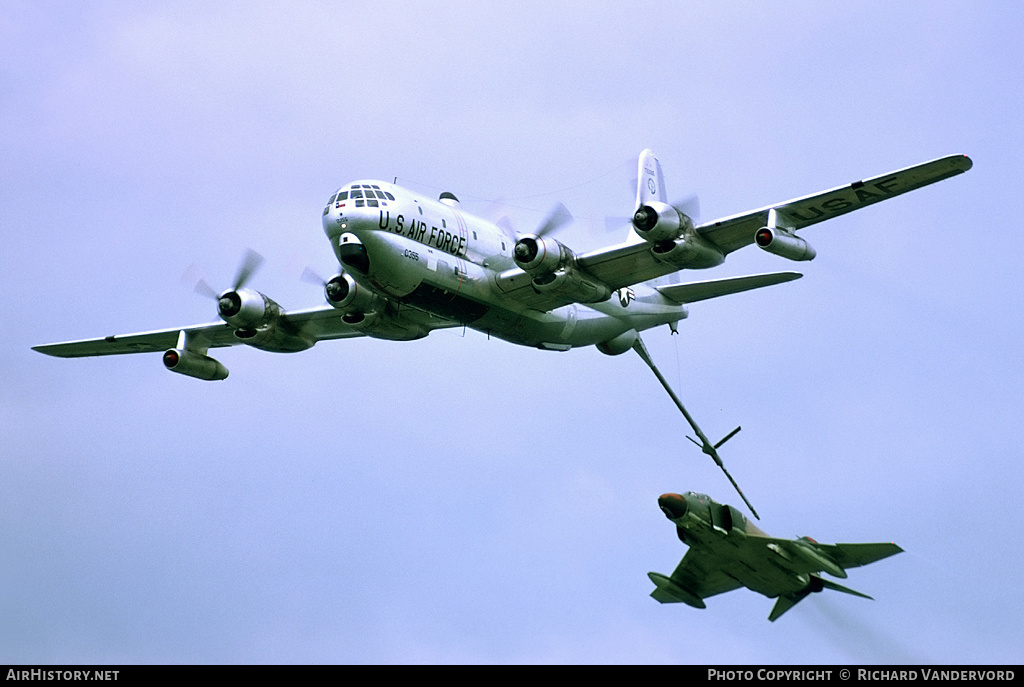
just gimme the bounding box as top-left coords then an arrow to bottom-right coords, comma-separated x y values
648,491 -> 902,621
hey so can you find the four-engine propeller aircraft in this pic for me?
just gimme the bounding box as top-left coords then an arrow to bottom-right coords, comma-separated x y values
649,491 -> 903,621
34,149 -> 972,374
34,149 -> 971,506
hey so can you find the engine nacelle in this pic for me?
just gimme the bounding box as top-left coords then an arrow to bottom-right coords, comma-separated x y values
162,348 -> 229,381
754,227 -> 816,261
632,201 -> 691,243
343,308 -> 431,340
324,272 -> 383,314
650,234 -> 725,270
217,288 -> 282,329
596,328 -> 638,356
513,235 -> 573,275
533,268 -> 611,304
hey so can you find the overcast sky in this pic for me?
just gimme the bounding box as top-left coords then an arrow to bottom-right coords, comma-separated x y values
2,1 -> 1022,664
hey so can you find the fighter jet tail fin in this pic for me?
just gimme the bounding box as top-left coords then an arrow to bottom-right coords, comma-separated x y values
768,575 -> 874,622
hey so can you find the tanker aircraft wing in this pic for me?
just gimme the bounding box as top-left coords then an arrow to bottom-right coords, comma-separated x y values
34,302 -> 456,379
577,154 -> 972,291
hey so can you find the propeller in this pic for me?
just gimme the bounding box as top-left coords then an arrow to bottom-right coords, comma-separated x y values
193,249 -> 265,318
606,194 -> 701,234
300,266 -> 328,288
301,266 -> 348,304
194,249 -> 264,297
533,202 -> 573,239
671,194 -> 700,224
513,202 -> 573,264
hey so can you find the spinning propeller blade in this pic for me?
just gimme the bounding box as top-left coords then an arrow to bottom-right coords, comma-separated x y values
533,202 -> 573,239
672,194 -> 700,223
232,249 -> 265,291
193,249 -> 266,300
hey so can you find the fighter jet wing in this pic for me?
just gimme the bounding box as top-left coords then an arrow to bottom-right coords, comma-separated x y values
33,305 -> 371,358
815,542 -> 904,570
667,547 -> 744,600
696,154 -> 973,255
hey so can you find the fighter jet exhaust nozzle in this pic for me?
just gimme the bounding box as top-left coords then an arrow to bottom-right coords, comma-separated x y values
754,227 -> 816,261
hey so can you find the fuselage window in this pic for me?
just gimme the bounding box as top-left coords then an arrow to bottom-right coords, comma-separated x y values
418,206 -> 423,215
442,219 -> 447,228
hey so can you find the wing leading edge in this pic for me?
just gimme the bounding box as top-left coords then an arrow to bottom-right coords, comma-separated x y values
32,305 -> 377,359
698,154 -> 973,255
577,154 -> 972,291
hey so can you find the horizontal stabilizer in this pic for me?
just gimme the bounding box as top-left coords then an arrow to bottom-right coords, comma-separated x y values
818,577 -> 873,600
769,575 -> 873,622
769,590 -> 810,622
655,271 -> 802,305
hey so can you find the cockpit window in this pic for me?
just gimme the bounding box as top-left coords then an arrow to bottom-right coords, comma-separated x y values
328,193 -> 338,204
338,185 -> 391,207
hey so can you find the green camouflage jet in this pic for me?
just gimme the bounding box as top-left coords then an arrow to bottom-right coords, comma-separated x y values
648,491 -> 903,621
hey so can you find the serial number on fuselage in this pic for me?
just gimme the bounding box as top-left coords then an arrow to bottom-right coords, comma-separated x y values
378,210 -> 467,257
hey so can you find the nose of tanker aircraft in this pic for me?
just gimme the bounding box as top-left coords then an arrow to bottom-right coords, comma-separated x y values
337,233 -> 370,275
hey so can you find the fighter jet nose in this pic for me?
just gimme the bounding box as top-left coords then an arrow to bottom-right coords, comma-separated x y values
658,493 -> 688,520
